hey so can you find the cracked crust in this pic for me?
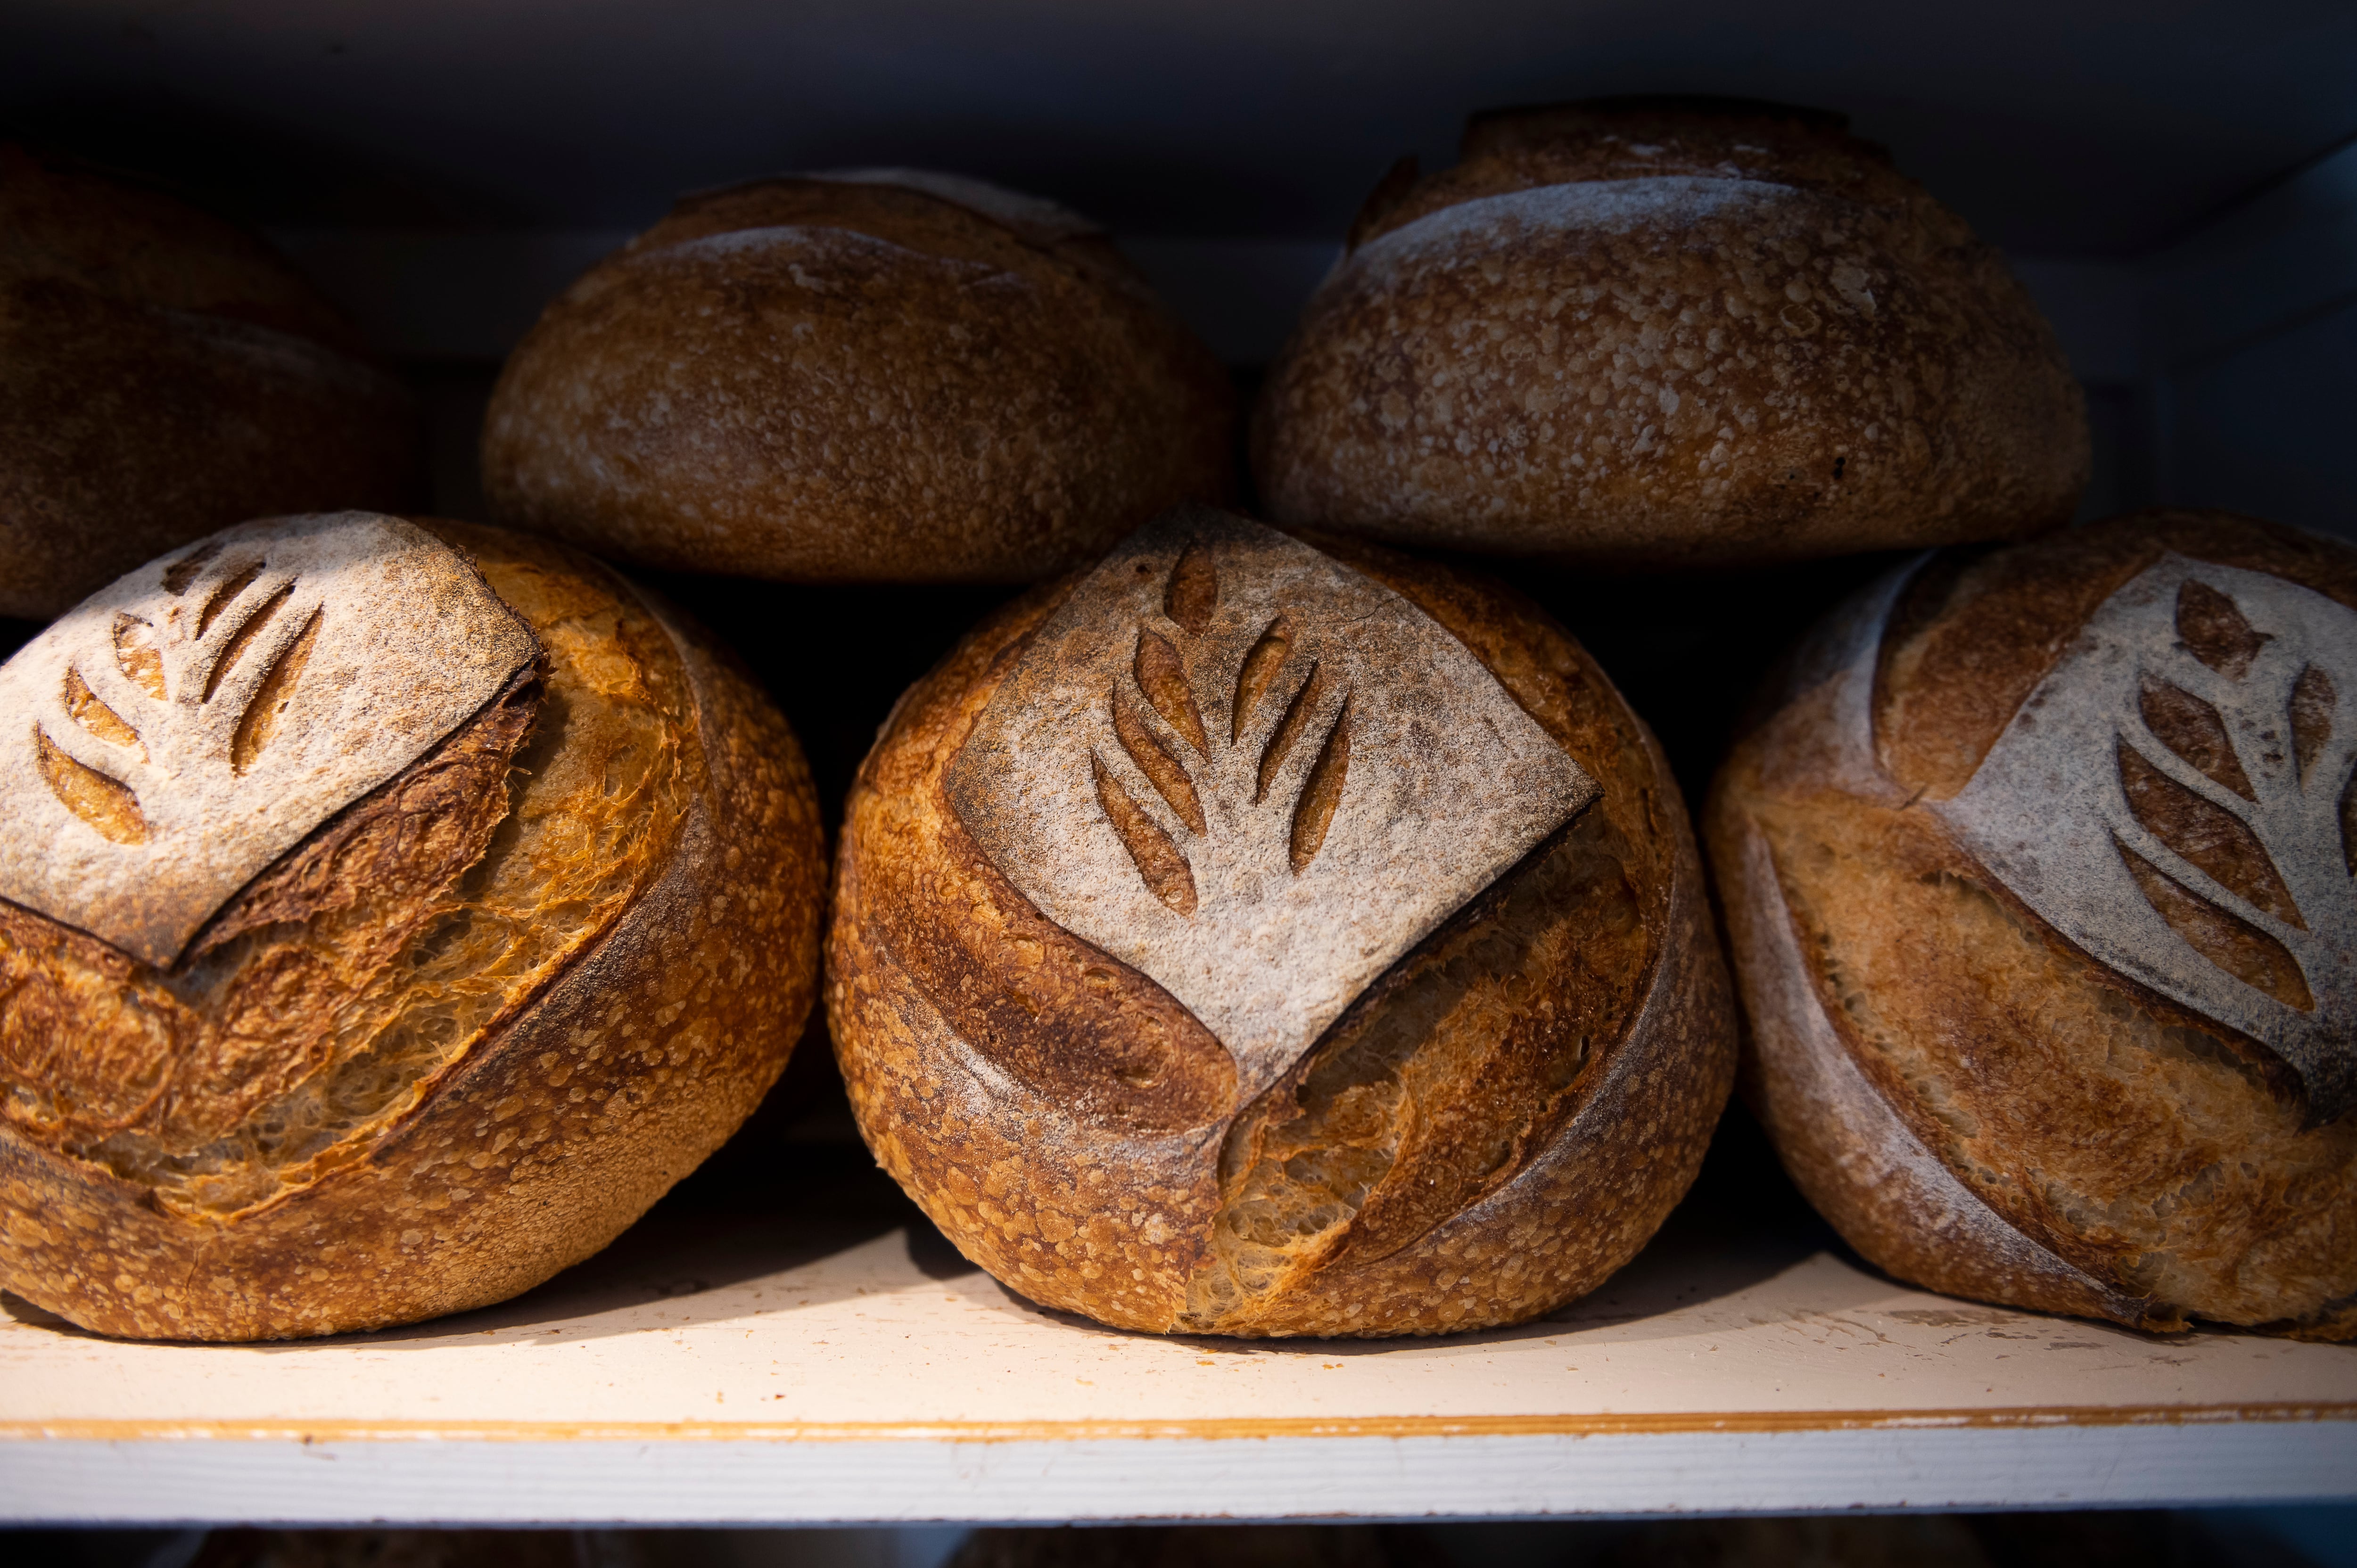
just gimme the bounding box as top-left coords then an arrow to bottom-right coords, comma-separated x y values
828,528 -> 1734,1337
1706,510 -> 2357,1340
0,146 -> 417,619
0,521 -> 826,1340
1251,99 -> 2086,568
482,173 -> 1234,585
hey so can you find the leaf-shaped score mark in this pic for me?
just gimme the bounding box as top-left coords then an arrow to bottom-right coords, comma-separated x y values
1092,753 -> 1196,915
1134,629 -> 1206,755
1096,552 -> 1353,914
1290,698 -> 1351,874
36,552 -> 328,849
1111,682 -> 1203,835
1932,553 -> 2357,1121
33,723 -> 146,844
2105,577 -> 2356,1010
1164,541 -> 1218,636
942,507 -> 1600,1105
1232,616 -> 1291,744
0,514 -> 541,969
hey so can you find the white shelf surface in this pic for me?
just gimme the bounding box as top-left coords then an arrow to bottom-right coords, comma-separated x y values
2,1170 -> 2352,1526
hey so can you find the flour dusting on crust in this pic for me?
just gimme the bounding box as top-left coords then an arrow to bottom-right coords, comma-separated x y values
806,167 -> 1101,244
0,513 -> 538,966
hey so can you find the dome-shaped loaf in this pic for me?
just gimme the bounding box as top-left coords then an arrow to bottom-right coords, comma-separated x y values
1707,510 -> 2357,1339
0,146 -> 418,620
0,513 -> 826,1340
1253,99 -> 2088,567
829,506 -> 1734,1336
483,170 -> 1236,584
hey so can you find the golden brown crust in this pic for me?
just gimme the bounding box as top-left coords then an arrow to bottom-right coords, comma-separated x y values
1252,99 -> 2086,568
1707,510 -> 2357,1340
828,524 -> 1734,1337
481,174 -> 1235,585
0,521 -> 825,1339
0,147 -> 418,619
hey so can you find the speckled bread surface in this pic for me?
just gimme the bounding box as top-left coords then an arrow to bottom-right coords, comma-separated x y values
1252,99 -> 2088,568
0,515 -> 825,1341
1706,510 -> 2357,1340
0,146 -> 418,620
828,506 -> 1735,1337
481,170 -> 1235,584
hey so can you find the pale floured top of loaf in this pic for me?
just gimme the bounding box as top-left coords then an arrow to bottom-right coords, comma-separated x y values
1342,176 -> 1804,285
804,167 -> 1102,245
1719,521 -> 2357,1330
943,508 -> 1598,1103
1925,554 -> 2357,1123
0,513 -> 539,967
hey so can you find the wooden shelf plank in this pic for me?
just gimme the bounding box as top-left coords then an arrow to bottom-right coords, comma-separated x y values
4,1148 -> 2351,1525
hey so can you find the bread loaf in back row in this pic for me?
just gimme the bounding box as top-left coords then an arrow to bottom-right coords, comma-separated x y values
0,513 -> 825,1340
0,147 -> 418,620
1255,98 -> 2088,567
829,507 -> 1735,1336
1709,510 -> 2357,1339
484,170 -> 1236,585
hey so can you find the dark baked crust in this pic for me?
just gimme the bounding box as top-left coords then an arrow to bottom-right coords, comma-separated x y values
1252,99 -> 2086,567
482,175 -> 1234,584
0,147 -> 418,619
828,530 -> 1734,1336
0,522 -> 825,1339
1706,510 -> 2357,1340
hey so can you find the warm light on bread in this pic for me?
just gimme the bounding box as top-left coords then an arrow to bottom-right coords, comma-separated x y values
0,514 -> 825,1340
483,170 -> 1234,585
829,508 -> 1734,1336
1253,99 -> 2088,567
1708,510 -> 2357,1339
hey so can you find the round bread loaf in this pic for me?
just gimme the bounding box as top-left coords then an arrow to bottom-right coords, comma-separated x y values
481,169 -> 1235,584
1706,510 -> 2357,1339
0,146 -> 418,620
0,512 -> 825,1340
1253,99 -> 2088,567
828,505 -> 1734,1336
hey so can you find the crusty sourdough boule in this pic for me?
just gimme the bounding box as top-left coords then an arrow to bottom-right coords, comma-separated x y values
482,169 -> 1235,584
1253,98 -> 2088,567
0,146 -> 418,620
1707,509 -> 2357,1339
0,512 -> 825,1340
828,506 -> 1735,1336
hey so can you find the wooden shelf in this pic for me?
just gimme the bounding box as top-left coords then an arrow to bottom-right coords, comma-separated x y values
3,1127 -> 2351,1527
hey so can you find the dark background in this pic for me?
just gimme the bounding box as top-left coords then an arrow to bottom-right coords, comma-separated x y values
5,1 -> 2355,1556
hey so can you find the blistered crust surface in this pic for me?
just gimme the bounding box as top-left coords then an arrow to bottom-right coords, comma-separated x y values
0,523 -> 826,1339
482,178 -> 1233,584
1708,511 -> 2357,1339
1253,109 -> 2086,566
1723,817 -> 2174,1330
830,524 -> 1733,1336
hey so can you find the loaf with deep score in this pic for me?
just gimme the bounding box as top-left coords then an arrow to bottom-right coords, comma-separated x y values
0,513 -> 825,1340
1707,510 -> 2357,1339
828,507 -> 1735,1336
